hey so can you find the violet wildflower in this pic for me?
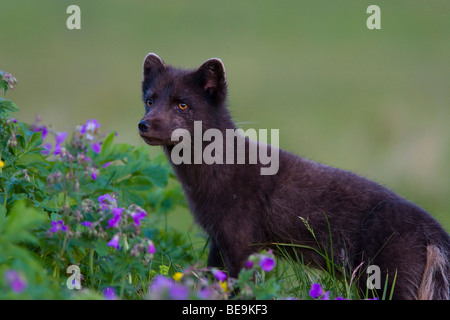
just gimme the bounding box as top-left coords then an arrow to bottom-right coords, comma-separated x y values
98,193 -> 117,211
309,283 -> 324,299
50,220 -> 68,233
53,131 -> 67,155
103,287 -> 118,300
212,269 -> 227,282
107,207 -> 123,228
169,285 -> 189,300
55,131 -> 68,145
260,255 -> 275,272
98,193 -> 113,203
41,143 -> 52,155
246,260 -> 253,269
131,210 -> 146,226
197,287 -> 212,300
79,119 -> 101,141
149,275 -> 188,300
149,275 -> 173,299
147,240 -> 156,254
81,221 -> 92,227
91,142 -> 101,153
102,161 -> 112,168
4,270 -> 27,294
90,169 -> 98,180
107,234 -> 120,250
41,126 -> 48,139
32,125 -> 48,139
53,144 -> 62,155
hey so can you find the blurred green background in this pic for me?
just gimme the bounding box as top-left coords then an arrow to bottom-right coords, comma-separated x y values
1,0 -> 449,231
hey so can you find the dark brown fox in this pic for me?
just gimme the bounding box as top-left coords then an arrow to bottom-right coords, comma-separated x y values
138,53 -> 449,300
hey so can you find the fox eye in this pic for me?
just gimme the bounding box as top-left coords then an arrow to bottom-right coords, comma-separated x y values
146,99 -> 153,107
178,103 -> 188,110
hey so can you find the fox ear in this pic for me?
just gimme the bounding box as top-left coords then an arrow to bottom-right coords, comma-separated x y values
195,58 -> 227,103
142,53 -> 167,82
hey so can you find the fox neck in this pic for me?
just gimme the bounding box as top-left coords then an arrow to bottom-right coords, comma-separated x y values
162,119 -> 243,192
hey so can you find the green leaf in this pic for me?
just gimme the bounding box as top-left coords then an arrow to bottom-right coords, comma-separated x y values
95,239 -> 109,257
100,131 -> 116,157
0,96 -> 20,112
27,131 -> 43,151
0,205 -> 6,231
3,200 -> 48,244
143,165 -> 169,187
16,153 -> 46,167
123,175 -> 153,191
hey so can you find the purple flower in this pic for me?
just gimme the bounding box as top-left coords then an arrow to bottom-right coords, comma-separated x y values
246,260 -> 253,269
41,143 -> 52,155
169,285 -> 189,300
4,270 -> 27,294
32,125 -> 48,140
112,207 -> 124,216
98,193 -> 117,211
151,275 -> 174,290
50,220 -> 68,233
309,283 -> 323,299
92,142 -> 101,153
91,170 -> 98,180
102,161 -> 112,168
81,221 -> 92,227
131,210 -> 146,226
147,241 -> 156,254
197,287 -> 212,300
212,269 -> 227,282
260,255 -> 275,272
107,208 -> 123,228
103,287 -> 118,300
309,283 -> 330,299
107,234 -> 120,250
42,126 -> 48,139
79,119 -> 101,141
149,275 -> 188,300
55,132 -> 68,145
98,194 -> 113,203
53,144 -> 63,155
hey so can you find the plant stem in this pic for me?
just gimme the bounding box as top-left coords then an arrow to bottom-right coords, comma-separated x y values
89,249 -> 95,284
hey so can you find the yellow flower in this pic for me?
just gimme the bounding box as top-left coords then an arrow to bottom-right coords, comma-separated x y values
172,272 -> 183,281
0,160 -> 4,168
219,281 -> 228,292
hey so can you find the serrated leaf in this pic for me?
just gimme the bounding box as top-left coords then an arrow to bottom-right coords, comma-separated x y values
27,131 -> 43,151
4,201 -> 48,244
124,175 -> 153,191
144,165 -> 169,187
15,153 -> 45,167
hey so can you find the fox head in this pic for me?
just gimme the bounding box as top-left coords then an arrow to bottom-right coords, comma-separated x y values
138,53 -> 230,146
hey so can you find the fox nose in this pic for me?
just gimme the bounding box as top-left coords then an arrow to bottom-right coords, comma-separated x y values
138,120 -> 150,133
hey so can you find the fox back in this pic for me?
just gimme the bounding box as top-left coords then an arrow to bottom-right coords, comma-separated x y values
138,53 -> 450,300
